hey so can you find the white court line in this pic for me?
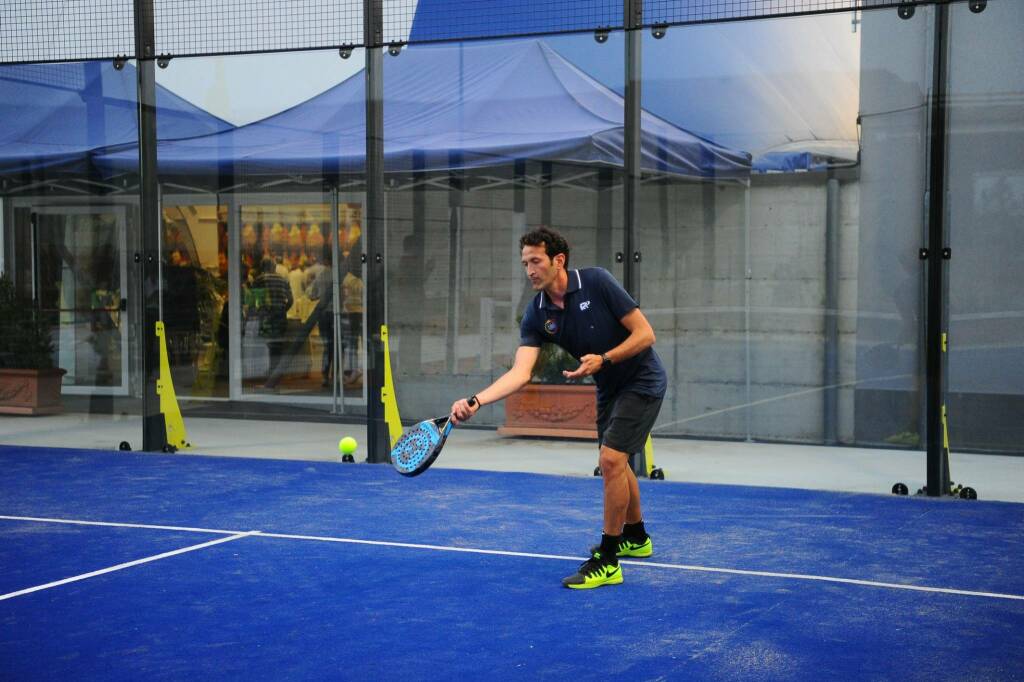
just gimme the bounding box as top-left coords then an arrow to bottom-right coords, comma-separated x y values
0,514 -> 242,536
627,560 -> 1024,602
3,515 -> 1023,603
257,531 -> 1024,603
0,532 -> 255,601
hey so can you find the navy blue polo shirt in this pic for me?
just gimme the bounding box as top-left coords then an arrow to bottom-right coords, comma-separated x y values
520,267 -> 667,403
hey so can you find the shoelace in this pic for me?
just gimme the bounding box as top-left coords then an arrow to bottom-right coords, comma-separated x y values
578,554 -> 612,577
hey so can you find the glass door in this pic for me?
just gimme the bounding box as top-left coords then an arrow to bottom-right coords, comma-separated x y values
32,206 -> 129,395
161,198 -> 230,400
232,193 -> 367,409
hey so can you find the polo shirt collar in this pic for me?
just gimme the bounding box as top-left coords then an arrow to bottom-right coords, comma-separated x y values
538,269 -> 582,309
566,269 -> 582,294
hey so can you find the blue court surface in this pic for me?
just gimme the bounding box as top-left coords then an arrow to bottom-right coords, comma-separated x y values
2,444 -> 1023,680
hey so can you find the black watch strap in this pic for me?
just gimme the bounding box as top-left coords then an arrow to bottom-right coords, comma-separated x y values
468,395 -> 479,407
600,353 -> 612,367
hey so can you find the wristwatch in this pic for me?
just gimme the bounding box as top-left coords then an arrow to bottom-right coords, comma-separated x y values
600,353 -> 612,368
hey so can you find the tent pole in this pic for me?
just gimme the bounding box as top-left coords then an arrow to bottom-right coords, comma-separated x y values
744,180 -> 753,443
512,159 -> 527,315
446,190 -> 462,374
824,174 -> 840,444
596,168 -> 613,270
405,151 -> 426,374
541,161 -> 552,228
331,186 -> 342,414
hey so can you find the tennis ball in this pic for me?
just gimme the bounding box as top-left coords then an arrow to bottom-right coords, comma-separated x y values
338,436 -> 358,455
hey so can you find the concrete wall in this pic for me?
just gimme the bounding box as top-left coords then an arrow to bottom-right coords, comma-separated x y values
383,172 -> 863,447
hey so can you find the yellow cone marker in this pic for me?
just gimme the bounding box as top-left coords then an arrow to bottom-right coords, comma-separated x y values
155,321 -> 190,450
644,434 -> 656,477
380,325 -> 403,448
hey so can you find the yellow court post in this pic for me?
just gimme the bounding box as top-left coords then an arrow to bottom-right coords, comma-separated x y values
644,434 -> 665,479
643,434 -> 655,477
155,321 -> 190,451
380,325 -> 403,447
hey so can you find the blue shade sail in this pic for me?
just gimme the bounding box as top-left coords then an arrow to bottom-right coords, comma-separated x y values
0,61 -> 233,175
96,40 -> 750,180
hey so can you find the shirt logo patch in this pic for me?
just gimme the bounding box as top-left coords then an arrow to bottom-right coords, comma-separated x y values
579,300 -> 591,311
544,318 -> 558,335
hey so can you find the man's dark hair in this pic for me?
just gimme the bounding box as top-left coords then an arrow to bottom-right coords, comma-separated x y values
519,227 -> 570,267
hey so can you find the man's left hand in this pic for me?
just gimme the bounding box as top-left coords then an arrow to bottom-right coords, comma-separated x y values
562,354 -> 604,380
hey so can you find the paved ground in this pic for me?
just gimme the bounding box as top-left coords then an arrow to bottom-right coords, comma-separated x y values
1,414 -> 1020,502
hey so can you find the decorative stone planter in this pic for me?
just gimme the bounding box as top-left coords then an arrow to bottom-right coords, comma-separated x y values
0,368 -> 66,415
498,383 -> 597,439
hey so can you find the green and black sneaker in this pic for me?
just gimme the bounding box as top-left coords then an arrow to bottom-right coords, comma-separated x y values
562,552 -> 623,589
589,535 -> 653,559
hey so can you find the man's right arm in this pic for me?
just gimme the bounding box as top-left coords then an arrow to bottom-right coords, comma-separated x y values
450,345 -> 540,424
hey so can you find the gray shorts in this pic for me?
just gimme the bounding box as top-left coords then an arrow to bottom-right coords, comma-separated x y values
597,391 -> 664,455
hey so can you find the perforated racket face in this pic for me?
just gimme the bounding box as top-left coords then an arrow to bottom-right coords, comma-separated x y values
391,418 -> 451,476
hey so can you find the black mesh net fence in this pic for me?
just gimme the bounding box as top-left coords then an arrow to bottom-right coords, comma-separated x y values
646,0 -> 914,26
153,0 -> 362,58
1,0 -> 134,64
0,1 -> 952,65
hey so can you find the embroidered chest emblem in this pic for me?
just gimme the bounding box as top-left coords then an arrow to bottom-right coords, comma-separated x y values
579,300 -> 591,311
544,318 -> 558,335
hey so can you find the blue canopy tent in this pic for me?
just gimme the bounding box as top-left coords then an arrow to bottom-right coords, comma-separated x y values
96,40 -> 750,182
0,61 -> 233,178
408,0 -> 621,41
546,16 -> 860,173
407,1 -> 860,173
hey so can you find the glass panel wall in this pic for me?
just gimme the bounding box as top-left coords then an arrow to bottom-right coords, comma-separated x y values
0,60 -> 142,450
230,197 -> 365,400
384,35 -> 624,445
637,9 -> 931,491
4,3 -> 1017,492
147,49 -> 366,458
945,1 -> 1024,474
161,200 -> 228,398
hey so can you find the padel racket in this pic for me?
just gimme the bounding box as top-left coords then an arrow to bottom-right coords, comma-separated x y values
390,398 -> 476,477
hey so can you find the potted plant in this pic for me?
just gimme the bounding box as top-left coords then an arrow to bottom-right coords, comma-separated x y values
498,342 -> 598,438
0,274 -> 65,415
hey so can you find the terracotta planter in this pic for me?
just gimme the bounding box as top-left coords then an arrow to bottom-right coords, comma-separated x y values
498,383 -> 597,439
0,368 -> 66,415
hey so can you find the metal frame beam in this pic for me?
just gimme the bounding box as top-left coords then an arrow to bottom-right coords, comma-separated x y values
924,1 -> 952,496
134,0 -> 166,451
363,0 -> 390,464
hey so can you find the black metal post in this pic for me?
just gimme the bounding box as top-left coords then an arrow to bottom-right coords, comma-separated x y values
624,0 -> 646,477
364,0 -> 390,463
925,2 -> 951,496
134,0 -> 165,451
623,0 -> 642,298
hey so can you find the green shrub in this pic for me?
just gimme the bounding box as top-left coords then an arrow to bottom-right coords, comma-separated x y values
531,342 -> 586,384
0,274 -> 55,370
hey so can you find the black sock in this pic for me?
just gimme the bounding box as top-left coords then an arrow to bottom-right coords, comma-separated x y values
623,520 -> 647,540
599,533 -> 621,562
